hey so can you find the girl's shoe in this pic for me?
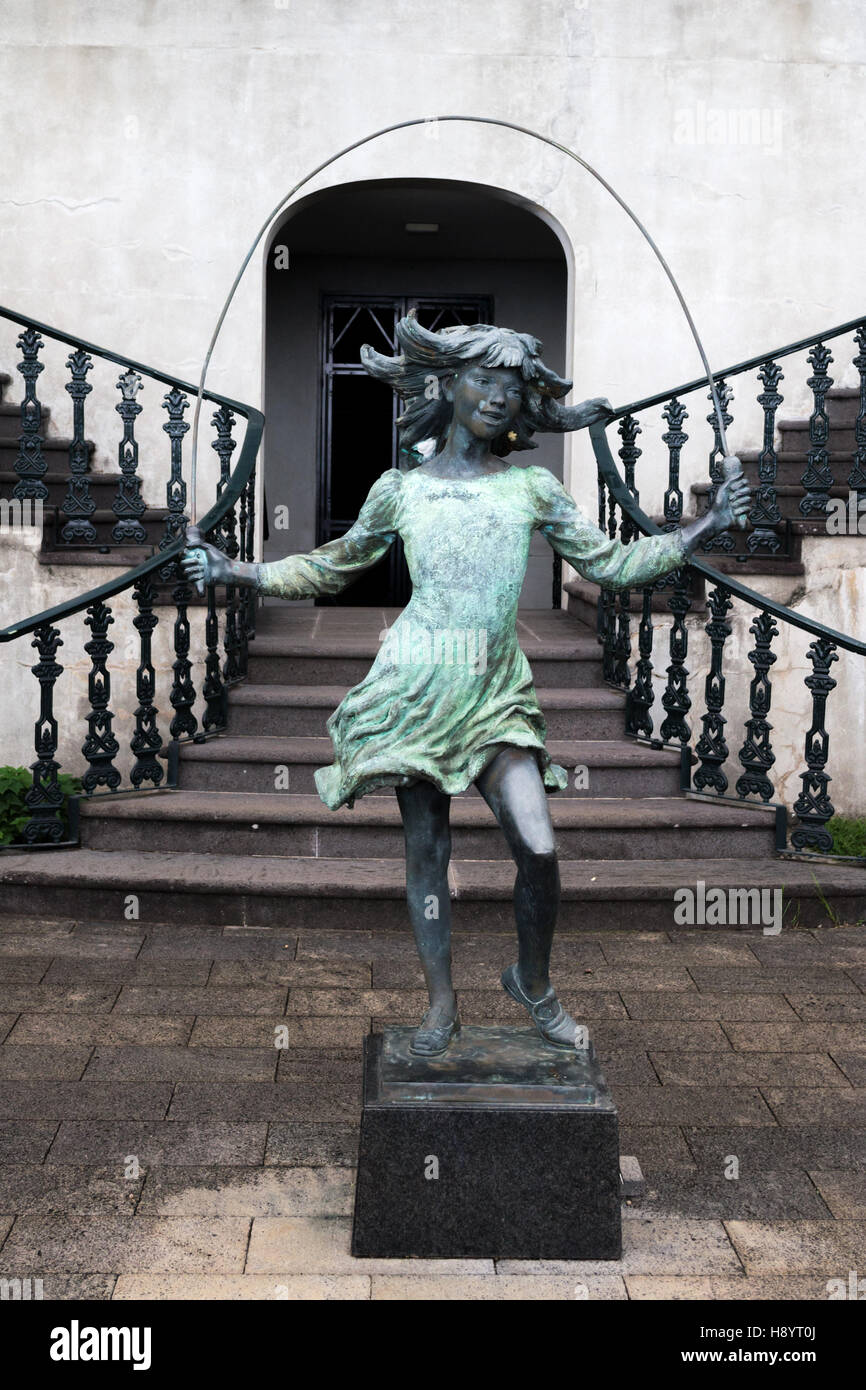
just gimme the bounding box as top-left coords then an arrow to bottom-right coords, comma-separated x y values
501,963 -> 584,1050
410,1002 -> 461,1057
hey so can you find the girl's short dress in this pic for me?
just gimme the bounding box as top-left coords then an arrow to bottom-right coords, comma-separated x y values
256,465 -> 686,809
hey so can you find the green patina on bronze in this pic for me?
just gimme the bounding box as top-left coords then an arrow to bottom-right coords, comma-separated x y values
257,462 -> 686,809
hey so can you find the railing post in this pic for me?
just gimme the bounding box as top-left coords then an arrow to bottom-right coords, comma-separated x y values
23,623 -> 65,843
849,325 -> 866,503
12,327 -> 48,503
81,600 -> 121,793
791,638 -> 839,852
222,502 -> 242,685
625,587 -> 655,739
112,368 -> 147,544
693,583 -> 733,793
659,397 -> 691,743
60,348 -> 96,544
611,416 -> 641,690
201,405 -> 237,730
700,379 -> 734,554
735,610 -> 778,802
130,577 -> 164,787
749,359 -> 784,553
800,342 -> 834,516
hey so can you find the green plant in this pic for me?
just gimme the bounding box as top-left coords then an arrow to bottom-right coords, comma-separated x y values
809,870 -> 843,928
824,815 -> 866,859
0,765 -> 82,846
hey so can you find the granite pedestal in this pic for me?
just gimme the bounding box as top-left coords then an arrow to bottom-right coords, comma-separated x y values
351,1025 -> 622,1260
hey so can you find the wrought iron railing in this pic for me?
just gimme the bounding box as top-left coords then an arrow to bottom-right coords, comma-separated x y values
0,305 -> 263,846
586,312 -> 866,858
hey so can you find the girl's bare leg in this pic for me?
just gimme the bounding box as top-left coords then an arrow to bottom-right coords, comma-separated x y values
395,779 -> 459,1046
475,746 -> 559,995
476,747 -> 581,1048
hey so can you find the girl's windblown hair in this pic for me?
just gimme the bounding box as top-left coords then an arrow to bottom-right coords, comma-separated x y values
360,311 -> 572,459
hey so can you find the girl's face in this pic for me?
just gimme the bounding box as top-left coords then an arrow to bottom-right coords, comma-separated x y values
447,364 -> 524,441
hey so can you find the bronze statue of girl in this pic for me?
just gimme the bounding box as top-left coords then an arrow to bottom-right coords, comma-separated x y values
183,314 -> 750,1057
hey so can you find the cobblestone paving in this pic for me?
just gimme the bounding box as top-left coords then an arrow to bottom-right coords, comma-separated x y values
0,916 -> 864,1301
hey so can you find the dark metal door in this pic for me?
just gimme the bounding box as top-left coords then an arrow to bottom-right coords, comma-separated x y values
318,294 -> 493,606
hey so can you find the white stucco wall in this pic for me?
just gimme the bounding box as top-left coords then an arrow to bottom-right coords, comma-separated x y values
1,0 -> 864,814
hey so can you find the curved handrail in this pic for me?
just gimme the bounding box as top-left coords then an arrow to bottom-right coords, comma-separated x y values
0,304 -> 264,643
589,420 -> 866,657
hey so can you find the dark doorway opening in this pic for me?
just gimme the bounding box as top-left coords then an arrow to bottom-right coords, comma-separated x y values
263,178 -> 569,610
319,294 -> 492,607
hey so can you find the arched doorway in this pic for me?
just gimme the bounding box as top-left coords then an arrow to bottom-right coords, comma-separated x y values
263,178 -> 570,608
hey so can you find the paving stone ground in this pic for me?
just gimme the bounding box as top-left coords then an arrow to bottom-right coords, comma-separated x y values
0,914 -> 865,1301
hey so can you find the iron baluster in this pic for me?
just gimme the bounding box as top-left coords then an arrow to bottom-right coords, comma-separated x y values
799,342 -> 834,517
659,581 -> 692,744
112,368 -> 147,544
159,385 -> 190,573
81,600 -> 121,793
661,396 -> 687,527
211,403 -> 237,495
693,583 -> 734,793
60,348 -> 96,543
169,579 -> 198,740
748,359 -> 784,553
659,397 -> 691,742
700,379 -> 735,553
610,416 -> 641,691
625,587 -> 655,739
22,623 -> 65,843
12,327 -> 48,503
201,570 -> 227,731
612,588 -> 631,690
735,610 -> 779,801
791,638 -> 839,853
222,502 -> 242,685
200,405 -> 236,730
130,577 -> 164,787
618,415 -> 641,545
849,325 -> 866,503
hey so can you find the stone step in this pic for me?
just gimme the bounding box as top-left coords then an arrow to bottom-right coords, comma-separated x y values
226,683 -> 631,740
823,386 -> 861,427
246,633 -> 606,687
78,789 -> 777,860
41,506 -> 169,549
0,846 -> 861,930
0,468 -> 154,510
171,734 -> 683,797
777,423 -> 857,453
736,449 -> 862,486
692,481 -> 851,527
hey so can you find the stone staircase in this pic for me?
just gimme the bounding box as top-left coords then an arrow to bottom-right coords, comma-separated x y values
0,369 -> 168,566
691,385 -> 861,561
2,605 -> 865,932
